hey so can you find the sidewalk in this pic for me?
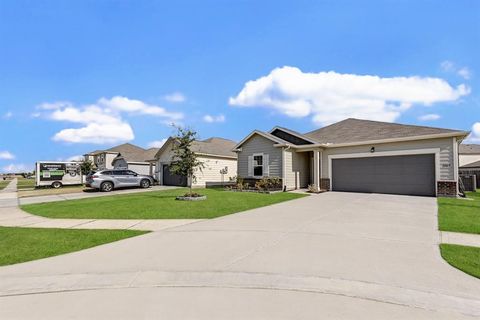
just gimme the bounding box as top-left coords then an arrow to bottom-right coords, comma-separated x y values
0,179 -> 203,231
440,231 -> 480,247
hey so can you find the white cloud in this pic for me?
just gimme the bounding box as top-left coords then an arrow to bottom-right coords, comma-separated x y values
38,96 -> 183,144
457,67 -> 471,80
99,96 -> 183,120
441,60 -> 471,80
53,122 -> 134,144
1,163 -> 31,173
229,66 -> 470,125
3,111 -> 12,119
163,92 -> 186,103
440,60 -> 455,72
0,151 -> 15,160
203,114 -> 226,123
418,114 -> 441,121
147,138 -> 167,148
466,122 -> 480,143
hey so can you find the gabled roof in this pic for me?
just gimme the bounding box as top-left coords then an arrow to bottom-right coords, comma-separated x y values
156,137 -> 237,159
269,126 -> 317,145
460,160 -> 480,168
459,144 -> 480,154
233,130 -> 290,150
304,118 -> 468,145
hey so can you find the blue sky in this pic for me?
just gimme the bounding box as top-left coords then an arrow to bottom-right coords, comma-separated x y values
0,0 -> 479,172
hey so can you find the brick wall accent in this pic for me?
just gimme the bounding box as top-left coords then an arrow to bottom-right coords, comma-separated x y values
320,178 -> 330,191
437,181 -> 457,197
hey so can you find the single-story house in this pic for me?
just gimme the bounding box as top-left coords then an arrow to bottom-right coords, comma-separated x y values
459,144 -> 480,167
233,118 -> 469,197
154,137 -> 237,187
84,143 -> 158,176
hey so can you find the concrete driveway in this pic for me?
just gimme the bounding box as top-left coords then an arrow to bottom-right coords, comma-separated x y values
0,192 -> 479,319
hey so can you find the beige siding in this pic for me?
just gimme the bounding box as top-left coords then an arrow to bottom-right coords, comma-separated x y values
237,134 -> 283,178
459,154 -> 480,167
155,141 -> 237,186
321,137 -> 455,180
193,156 -> 237,187
284,150 -> 309,190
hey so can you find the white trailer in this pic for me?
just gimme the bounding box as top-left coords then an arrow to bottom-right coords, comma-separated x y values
35,161 -> 83,188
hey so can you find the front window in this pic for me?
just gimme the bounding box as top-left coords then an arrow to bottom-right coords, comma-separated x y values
253,155 -> 263,177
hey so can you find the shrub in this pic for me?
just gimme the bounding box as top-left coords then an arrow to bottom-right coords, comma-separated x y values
255,177 -> 282,191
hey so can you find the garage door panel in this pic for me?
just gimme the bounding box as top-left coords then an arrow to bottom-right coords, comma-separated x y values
332,154 -> 435,196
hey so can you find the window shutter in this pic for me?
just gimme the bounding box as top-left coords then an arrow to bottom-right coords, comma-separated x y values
264,154 -> 269,176
248,155 -> 253,177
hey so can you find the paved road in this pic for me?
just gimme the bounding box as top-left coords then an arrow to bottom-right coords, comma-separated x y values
0,191 -> 479,319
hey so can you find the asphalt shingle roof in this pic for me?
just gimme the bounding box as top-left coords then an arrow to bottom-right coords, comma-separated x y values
459,144 -> 480,154
191,137 -> 237,157
304,118 -> 465,144
460,160 -> 480,168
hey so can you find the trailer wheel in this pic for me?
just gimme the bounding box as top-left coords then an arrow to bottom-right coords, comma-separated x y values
51,181 -> 62,189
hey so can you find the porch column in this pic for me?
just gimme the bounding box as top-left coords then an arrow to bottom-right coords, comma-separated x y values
313,149 -> 320,191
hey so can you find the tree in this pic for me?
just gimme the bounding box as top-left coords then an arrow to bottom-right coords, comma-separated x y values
80,160 -> 95,175
169,126 -> 204,196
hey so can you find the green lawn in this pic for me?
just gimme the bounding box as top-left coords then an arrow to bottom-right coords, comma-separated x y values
440,244 -> 480,279
22,188 -> 308,219
16,178 -> 36,190
0,227 -> 147,266
0,180 -> 10,190
438,192 -> 480,235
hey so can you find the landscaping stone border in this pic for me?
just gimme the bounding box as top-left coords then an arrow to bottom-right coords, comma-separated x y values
175,195 -> 207,201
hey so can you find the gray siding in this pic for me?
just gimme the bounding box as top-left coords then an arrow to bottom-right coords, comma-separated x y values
237,134 -> 283,178
284,150 -> 310,189
321,137 -> 455,180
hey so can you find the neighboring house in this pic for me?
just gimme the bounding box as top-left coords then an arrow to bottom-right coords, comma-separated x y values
459,144 -> 480,167
459,145 -> 480,189
154,137 -> 237,187
234,118 -> 469,197
84,143 -> 158,176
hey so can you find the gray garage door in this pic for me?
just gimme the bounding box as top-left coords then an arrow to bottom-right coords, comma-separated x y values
162,165 -> 187,186
332,154 -> 435,196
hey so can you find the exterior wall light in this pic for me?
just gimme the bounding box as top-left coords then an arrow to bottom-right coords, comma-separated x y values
370,147 -> 375,153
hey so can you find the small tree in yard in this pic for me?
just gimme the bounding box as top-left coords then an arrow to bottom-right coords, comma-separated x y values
80,160 -> 95,175
169,126 -> 205,197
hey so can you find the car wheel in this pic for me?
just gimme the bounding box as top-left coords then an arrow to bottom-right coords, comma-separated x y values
140,179 -> 150,188
51,181 -> 62,189
101,182 -> 114,192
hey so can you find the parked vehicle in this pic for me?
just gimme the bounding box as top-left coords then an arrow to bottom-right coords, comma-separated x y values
35,161 -> 83,188
85,169 -> 155,192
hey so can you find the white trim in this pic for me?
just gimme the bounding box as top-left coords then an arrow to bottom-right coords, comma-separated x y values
233,130 -> 288,151
252,153 -> 265,178
295,131 -> 469,150
327,148 -> 441,196
453,137 -> 459,195
313,149 -> 320,191
282,148 -> 286,189
195,152 -> 237,159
